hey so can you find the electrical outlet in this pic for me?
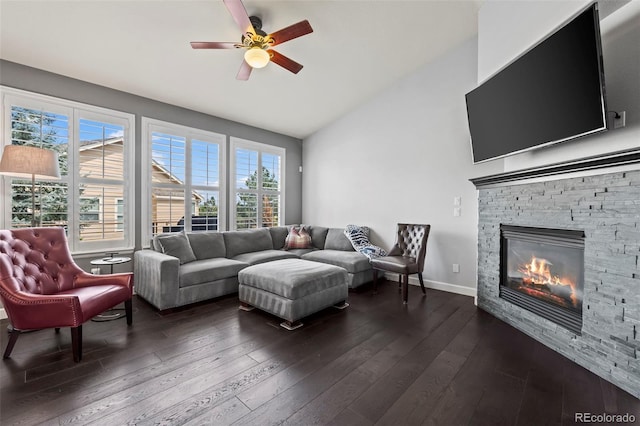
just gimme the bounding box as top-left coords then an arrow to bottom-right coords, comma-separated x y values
613,111 -> 626,129
453,263 -> 460,273
453,207 -> 461,217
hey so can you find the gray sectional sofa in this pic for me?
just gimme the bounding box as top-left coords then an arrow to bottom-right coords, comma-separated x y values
134,226 -> 373,311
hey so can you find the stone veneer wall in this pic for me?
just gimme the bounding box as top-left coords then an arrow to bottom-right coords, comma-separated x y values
477,169 -> 640,398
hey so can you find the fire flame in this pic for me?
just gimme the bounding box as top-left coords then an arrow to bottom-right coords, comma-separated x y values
517,256 -> 578,307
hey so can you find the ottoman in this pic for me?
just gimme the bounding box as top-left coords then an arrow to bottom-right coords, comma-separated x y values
238,258 -> 349,330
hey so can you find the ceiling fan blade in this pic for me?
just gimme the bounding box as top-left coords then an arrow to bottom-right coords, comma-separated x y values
223,0 -> 255,34
190,42 -> 238,49
268,50 -> 303,74
236,60 -> 253,80
267,20 -> 313,47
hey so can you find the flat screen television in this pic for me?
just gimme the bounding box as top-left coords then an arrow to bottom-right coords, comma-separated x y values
466,3 -> 607,164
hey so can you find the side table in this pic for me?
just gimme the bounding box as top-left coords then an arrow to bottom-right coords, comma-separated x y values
90,256 -> 131,321
90,256 -> 131,274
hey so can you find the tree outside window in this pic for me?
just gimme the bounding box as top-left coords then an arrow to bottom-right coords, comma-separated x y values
232,140 -> 283,230
9,106 -> 68,228
236,166 -> 280,228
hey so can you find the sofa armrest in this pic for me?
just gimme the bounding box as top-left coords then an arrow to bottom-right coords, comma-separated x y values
134,249 -> 180,310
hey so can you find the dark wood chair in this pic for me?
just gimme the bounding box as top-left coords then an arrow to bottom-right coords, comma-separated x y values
371,224 -> 431,304
0,227 -> 133,362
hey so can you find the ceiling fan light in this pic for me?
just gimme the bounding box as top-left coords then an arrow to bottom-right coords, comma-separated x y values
244,47 -> 270,68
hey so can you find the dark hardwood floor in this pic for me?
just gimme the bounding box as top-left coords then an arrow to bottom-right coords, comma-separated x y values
1,280 -> 638,425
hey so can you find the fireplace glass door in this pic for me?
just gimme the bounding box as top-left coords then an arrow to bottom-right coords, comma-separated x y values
500,225 -> 585,334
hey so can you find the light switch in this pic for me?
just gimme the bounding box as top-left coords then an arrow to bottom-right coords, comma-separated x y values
454,207 -> 461,217
454,196 -> 461,206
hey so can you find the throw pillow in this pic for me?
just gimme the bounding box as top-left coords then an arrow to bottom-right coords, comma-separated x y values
324,228 -> 355,251
309,226 -> 329,250
344,224 -> 388,260
284,225 -> 312,250
186,232 -> 226,260
156,232 -> 197,264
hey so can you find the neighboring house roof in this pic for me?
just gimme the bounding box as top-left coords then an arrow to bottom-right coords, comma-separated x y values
79,136 -> 123,151
150,158 -> 205,202
150,158 -> 184,186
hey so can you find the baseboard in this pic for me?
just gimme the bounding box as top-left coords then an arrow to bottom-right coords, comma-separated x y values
383,273 -> 477,298
0,308 -> 7,320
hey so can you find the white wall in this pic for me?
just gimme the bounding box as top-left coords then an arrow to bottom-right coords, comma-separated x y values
478,1 -> 588,84
478,0 -> 640,172
302,38 -> 501,296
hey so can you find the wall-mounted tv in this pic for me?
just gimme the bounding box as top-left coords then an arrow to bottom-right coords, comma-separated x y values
466,3 -> 608,164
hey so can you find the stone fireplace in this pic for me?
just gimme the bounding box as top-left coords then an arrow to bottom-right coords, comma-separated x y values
472,156 -> 640,399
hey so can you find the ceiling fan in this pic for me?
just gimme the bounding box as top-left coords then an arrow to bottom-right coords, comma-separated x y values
190,0 -> 313,80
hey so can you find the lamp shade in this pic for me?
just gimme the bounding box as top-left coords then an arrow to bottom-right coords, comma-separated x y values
0,145 -> 61,180
244,47 -> 270,69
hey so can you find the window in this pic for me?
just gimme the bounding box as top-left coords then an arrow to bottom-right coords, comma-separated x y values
79,197 -> 100,222
115,198 -> 124,231
231,138 -> 285,230
77,117 -> 128,244
1,87 -> 135,252
142,118 -> 225,240
5,103 -> 69,229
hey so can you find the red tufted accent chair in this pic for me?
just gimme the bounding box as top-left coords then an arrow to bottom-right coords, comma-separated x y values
0,227 -> 133,362
370,224 -> 431,304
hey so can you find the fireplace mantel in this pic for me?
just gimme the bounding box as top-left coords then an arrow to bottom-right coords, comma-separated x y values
470,147 -> 640,188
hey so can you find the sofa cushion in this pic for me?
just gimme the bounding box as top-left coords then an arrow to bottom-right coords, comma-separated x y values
186,231 -> 226,260
232,249 -> 298,265
223,228 -> 273,258
310,226 -> 329,250
285,225 -> 312,249
179,258 -> 248,288
323,228 -> 355,251
269,226 -> 290,250
301,250 -> 371,274
151,237 -> 161,252
154,232 -> 196,264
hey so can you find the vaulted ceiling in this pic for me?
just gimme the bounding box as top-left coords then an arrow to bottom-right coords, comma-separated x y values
0,0 -> 481,138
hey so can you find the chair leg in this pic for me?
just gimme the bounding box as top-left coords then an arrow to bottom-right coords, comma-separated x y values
125,298 -> 133,326
398,274 -> 402,290
3,328 -> 20,359
55,328 -> 60,334
71,326 -> 82,363
402,274 -> 409,304
373,270 -> 379,294
418,273 -> 426,295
